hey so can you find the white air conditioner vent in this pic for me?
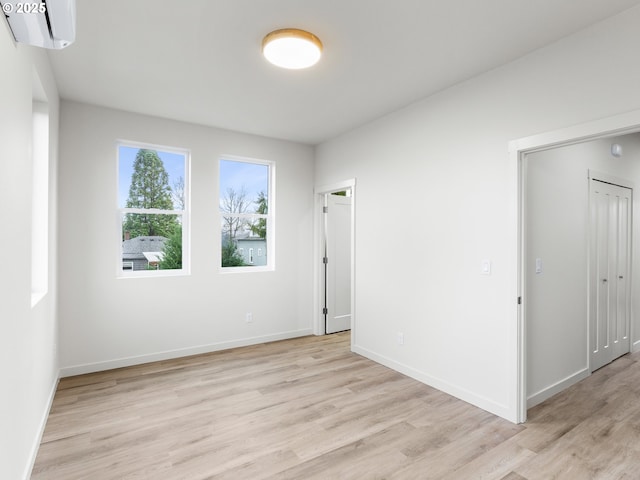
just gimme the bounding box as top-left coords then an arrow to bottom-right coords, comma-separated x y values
0,0 -> 75,49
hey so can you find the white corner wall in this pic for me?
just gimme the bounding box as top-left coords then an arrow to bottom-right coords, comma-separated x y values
58,102 -> 315,375
525,135 -> 640,407
0,23 -> 60,480
314,6 -> 640,421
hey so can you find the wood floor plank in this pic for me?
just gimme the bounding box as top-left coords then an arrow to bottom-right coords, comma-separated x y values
269,421 -> 416,480
438,438 -> 536,480
31,333 -> 640,479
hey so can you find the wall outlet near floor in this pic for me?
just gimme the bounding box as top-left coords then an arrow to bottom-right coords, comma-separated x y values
397,332 -> 404,345
481,259 -> 491,275
246,312 -> 253,324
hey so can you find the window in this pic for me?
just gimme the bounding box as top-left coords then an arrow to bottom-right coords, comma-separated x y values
118,143 -> 189,276
219,157 -> 273,270
31,100 -> 49,306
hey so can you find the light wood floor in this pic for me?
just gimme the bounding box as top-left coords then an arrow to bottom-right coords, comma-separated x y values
32,333 -> 640,479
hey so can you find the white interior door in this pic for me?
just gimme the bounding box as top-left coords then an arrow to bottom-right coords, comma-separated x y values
590,179 -> 631,371
325,192 -> 351,334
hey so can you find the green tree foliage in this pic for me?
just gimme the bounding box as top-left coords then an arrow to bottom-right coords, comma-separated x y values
221,240 -> 245,267
159,228 -> 182,270
250,191 -> 268,239
123,149 -> 178,238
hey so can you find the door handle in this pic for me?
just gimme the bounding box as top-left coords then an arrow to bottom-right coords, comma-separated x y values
602,278 -> 608,283
619,276 -> 624,279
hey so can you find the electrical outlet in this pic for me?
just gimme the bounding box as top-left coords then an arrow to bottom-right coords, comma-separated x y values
246,312 -> 253,324
481,259 -> 491,275
397,332 -> 404,345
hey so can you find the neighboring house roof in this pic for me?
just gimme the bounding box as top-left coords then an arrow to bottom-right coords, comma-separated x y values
122,236 -> 167,260
221,230 -> 265,245
142,251 -> 165,263
236,237 -> 265,243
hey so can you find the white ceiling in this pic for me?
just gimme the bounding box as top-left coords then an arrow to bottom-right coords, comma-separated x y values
48,0 -> 640,145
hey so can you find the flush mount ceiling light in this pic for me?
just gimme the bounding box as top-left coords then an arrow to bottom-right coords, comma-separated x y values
262,28 -> 323,69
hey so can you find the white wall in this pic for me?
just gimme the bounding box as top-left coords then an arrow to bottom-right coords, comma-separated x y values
525,135 -> 640,407
0,23 -> 60,480
314,6 -> 640,421
58,102 -> 315,374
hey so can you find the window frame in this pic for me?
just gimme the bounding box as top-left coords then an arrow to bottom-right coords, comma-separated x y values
219,155 -> 275,273
117,140 -> 190,278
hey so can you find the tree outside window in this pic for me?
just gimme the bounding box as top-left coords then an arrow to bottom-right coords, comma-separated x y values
118,145 -> 188,274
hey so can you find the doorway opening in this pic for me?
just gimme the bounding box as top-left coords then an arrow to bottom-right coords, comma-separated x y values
512,112 -> 640,424
323,190 -> 352,334
314,180 -> 356,344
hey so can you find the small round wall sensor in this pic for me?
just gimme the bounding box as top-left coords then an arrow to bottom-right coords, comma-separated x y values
611,143 -> 623,158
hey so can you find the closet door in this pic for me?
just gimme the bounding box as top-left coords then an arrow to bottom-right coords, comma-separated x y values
590,179 -> 631,371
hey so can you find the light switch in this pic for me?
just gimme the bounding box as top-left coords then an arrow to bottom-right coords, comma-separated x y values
535,258 -> 542,274
481,259 -> 491,275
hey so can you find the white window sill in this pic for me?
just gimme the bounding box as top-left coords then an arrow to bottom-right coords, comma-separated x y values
219,265 -> 274,274
118,269 -> 190,279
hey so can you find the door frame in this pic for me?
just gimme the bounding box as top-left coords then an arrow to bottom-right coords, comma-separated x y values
313,179 -> 356,345
510,110 -> 640,423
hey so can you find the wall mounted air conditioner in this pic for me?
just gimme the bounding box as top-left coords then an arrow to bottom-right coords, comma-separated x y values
0,0 -> 75,49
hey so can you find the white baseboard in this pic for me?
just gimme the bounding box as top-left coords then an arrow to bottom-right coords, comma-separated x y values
633,339 -> 640,353
23,375 -> 59,480
59,329 -> 313,377
527,367 -> 590,409
352,344 -> 513,422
